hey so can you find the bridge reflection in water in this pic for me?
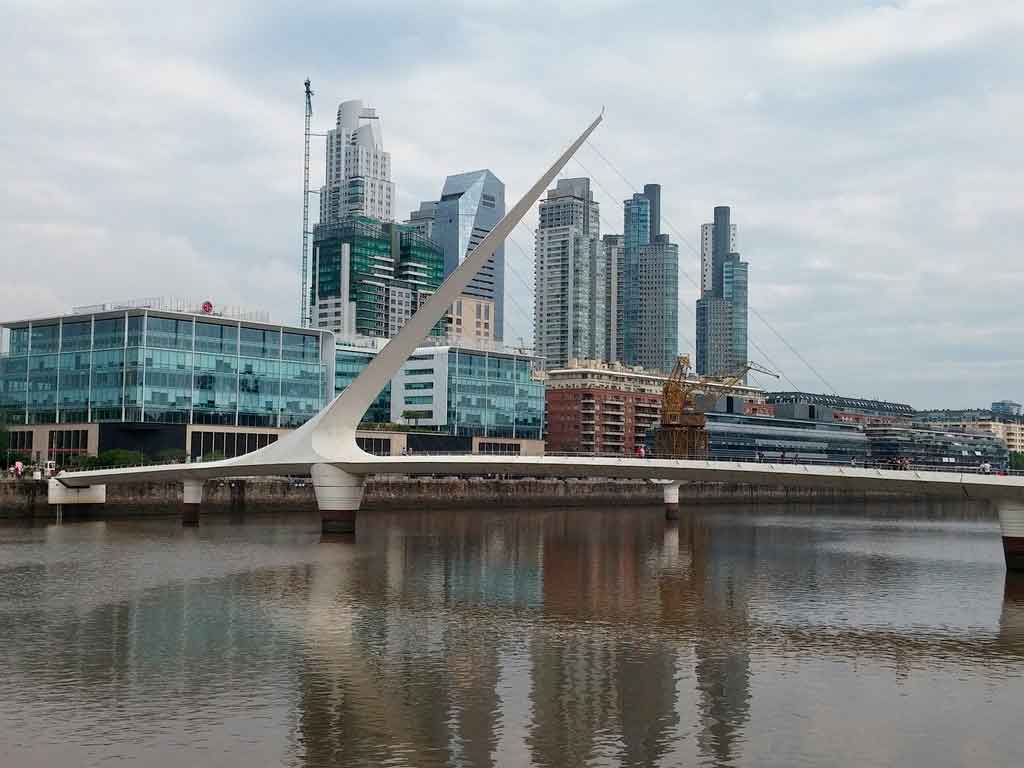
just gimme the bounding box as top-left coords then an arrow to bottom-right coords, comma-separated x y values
1,503 -> 1022,767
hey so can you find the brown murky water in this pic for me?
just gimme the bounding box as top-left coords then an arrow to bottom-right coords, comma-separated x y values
1,502 -> 1022,767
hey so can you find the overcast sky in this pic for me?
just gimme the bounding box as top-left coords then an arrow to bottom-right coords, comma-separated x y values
2,0 -> 1022,408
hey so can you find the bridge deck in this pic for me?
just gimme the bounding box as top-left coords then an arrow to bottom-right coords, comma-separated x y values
55,454 -> 1024,501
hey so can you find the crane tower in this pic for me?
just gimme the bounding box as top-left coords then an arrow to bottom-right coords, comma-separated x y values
300,78 -> 313,327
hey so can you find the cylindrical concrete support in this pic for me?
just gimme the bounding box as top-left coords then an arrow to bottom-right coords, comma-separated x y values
312,464 -> 365,534
182,480 -> 203,526
997,501 -> 1024,571
663,481 -> 681,521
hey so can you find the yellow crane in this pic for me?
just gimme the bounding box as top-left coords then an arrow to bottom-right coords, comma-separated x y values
654,356 -> 778,458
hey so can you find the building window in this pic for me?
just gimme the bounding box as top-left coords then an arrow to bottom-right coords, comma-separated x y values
356,436 -> 392,456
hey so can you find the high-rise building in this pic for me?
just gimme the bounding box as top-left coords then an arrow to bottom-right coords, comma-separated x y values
320,100 -> 394,224
432,170 -> 506,340
310,216 -> 445,340
405,200 -> 437,241
619,186 -> 679,372
448,295 -> 497,344
696,206 -> 748,378
533,178 -> 603,369
700,218 -> 736,294
601,234 -> 624,364
643,183 -> 662,240
620,193 -> 650,365
636,235 -> 680,374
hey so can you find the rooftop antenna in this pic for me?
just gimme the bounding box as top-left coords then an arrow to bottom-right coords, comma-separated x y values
300,78 -> 314,327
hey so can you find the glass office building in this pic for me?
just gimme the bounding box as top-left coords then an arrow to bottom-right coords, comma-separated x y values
311,216 -> 446,340
1,309 -> 334,462
390,345 -> 545,440
702,413 -> 868,463
2,309 -> 546,462
334,339 -> 391,424
865,426 -> 1008,470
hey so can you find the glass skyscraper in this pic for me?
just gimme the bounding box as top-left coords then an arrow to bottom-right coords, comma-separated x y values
310,216 -> 445,340
696,206 -> 749,378
430,170 -> 506,340
620,193 -> 650,366
619,185 -> 678,373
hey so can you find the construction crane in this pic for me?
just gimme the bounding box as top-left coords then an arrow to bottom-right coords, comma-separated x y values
654,355 -> 779,458
300,78 -> 314,328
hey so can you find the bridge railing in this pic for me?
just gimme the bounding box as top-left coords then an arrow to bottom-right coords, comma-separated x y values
47,450 -> 1024,478
374,449 -> 1023,476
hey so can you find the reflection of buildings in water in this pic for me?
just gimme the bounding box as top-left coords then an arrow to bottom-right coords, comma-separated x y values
999,575 -> 1024,656
528,510 -> 679,767
683,514 -> 754,768
693,638 -> 751,767
299,511 -> 548,767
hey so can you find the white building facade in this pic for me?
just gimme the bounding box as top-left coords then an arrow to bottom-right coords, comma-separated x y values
700,220 -> 737,295
533,178 -> 603,370
389,344 -> 545,439
320,99 -> 394,224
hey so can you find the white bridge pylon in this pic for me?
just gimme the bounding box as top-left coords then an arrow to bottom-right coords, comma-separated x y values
51,111 -> 1024,561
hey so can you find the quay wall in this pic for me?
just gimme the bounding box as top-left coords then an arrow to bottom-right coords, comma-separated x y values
0,476 -> 939,518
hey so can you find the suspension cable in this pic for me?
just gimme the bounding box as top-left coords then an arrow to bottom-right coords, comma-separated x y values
583,138 -> 837,394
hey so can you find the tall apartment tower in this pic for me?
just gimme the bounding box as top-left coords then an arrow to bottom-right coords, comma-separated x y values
432,170 -> 506,340
619,185 -> 679,373
602,234 -> 624,364
696,206 -> 748,378
534,178 -> 603,369
700,217 -> 736,294
320,100 -> 394,224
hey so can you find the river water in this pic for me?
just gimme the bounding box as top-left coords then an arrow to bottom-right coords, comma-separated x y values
0,502 -> 1021,767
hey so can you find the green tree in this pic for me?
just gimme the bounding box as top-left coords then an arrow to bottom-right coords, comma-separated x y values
94,449 -> 145,468
1011,452 -> 1024,471
157,448 -> 187,464
401,409 -> 421,429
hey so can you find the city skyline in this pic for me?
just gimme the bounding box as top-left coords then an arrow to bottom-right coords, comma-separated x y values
2,2 -> 1022,408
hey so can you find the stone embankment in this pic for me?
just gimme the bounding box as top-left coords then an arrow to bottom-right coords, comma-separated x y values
0,476 -> 933,518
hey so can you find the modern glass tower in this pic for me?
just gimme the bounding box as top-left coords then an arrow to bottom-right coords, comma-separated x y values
619,186 -> 678,372
310,216 -> 445,341
620,193 -> 651,366
696,206 -> 748,377
432,170 -> 506,340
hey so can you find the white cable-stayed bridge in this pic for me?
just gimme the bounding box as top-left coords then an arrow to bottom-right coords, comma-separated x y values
50,111 -> 1024,571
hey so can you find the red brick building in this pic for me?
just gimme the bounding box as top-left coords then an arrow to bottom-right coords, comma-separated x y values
545,360 -> 763,455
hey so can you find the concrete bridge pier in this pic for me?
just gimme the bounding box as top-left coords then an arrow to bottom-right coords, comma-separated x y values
998,501 -> 1024,571
182,480 -> 203,526
663,482 -> 681,521
312,464 -> 365,534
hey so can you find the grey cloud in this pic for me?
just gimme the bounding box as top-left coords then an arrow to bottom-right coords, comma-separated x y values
1,0 -> 1022,408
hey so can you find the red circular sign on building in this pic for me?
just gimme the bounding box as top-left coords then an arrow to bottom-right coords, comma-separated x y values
201,301 -> 214,314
